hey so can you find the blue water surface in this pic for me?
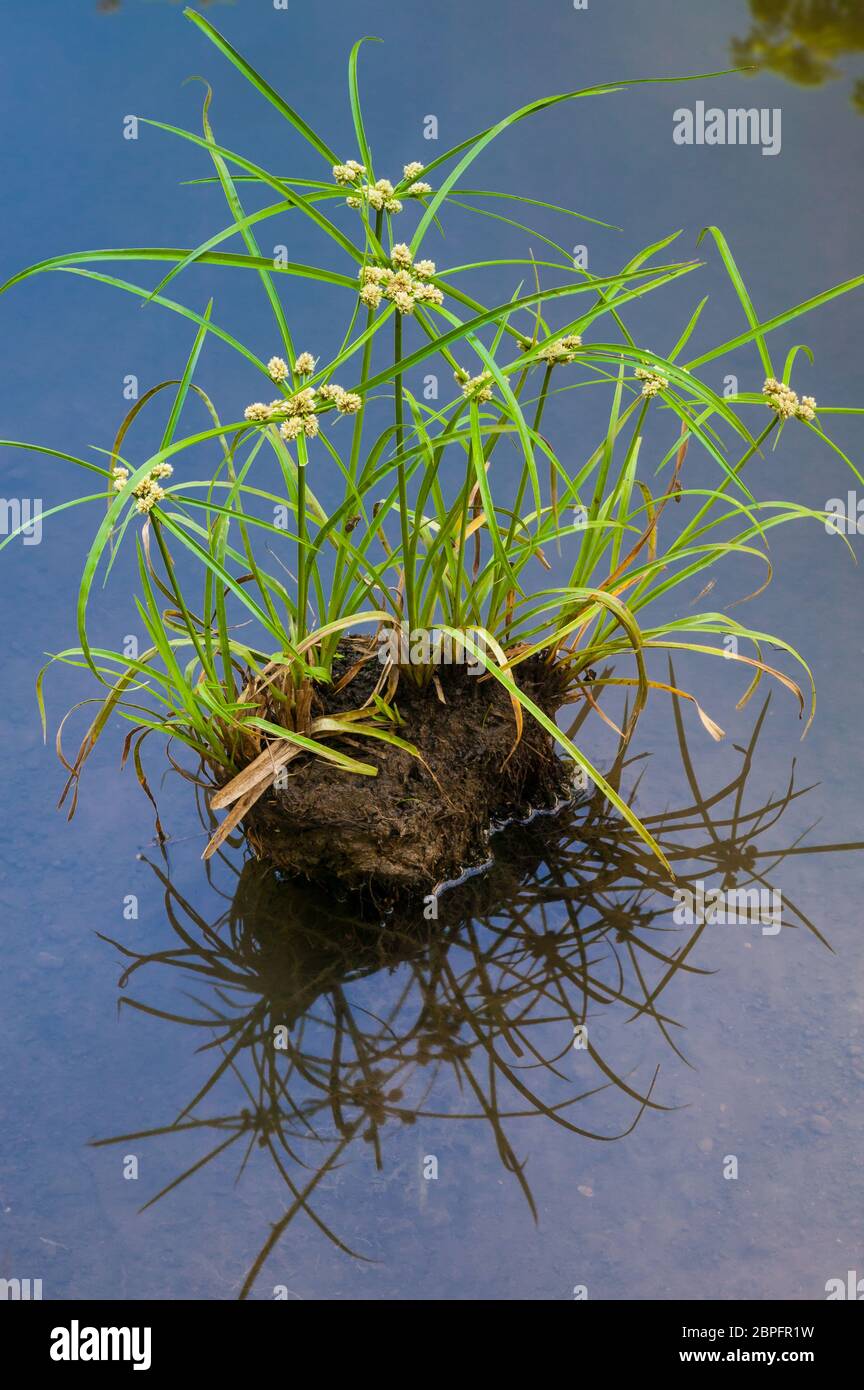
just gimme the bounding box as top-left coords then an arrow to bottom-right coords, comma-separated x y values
0,0 -> 863,1300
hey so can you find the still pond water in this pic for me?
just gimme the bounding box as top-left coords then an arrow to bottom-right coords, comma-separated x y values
1,0 -> 863,1299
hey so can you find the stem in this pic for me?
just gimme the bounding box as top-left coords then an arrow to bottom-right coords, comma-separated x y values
326,212 -> 382,662
511,362 -> 552,537
674,417 -> 777,551
487,364 -> 554,631
394,311 -> 414,630
578,399 -> 648,590
452,448 -> 475,628
295,439 -> 308,663
152,518 -> 212,681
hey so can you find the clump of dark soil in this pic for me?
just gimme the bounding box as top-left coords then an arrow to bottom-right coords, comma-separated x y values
239,640 -> 574,904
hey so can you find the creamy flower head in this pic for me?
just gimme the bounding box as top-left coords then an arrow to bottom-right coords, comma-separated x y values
280,416 -> 303,440
460,371 -> 494,404
279,406 -> 322,441
316,382 -> 363,414
635,366 -> 669,398
135,493 -> 164,516
538,333 -> 582,365
345,170 -> 418,215
134,480 -> 166,515
763,376 -> 816,422
408,181 -> 432,197
403,161 -> 425,179
393,290 -> 415,315
267,356 -> 289,382
294,351 -> 316,376
333,160 -> 365,184
358,250 -> 443,314
414,282 -> 444,305
244,401 -> 272,422
291,388 -> 317,415
127,458 -> 173,513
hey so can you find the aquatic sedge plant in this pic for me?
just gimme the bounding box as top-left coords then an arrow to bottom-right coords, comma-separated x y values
1,7 -> 862,871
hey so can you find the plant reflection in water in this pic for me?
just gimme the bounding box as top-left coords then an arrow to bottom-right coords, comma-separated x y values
93,693 -> 864,1297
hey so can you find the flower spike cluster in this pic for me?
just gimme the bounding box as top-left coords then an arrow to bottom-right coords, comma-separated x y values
316,383 -> 362,414
763,377 -> 817,422
537,334 -> 582,366
338,159 -> 433,214
332,160 -> 366,185
111,462 -> 173,515
359,245 -> 443,315
267,352 -> 316,383
245,354 -> 363,446
401,161 -> 432,195
267,356 -> 289,382
347,177 -> 403,214
276,389 -> 320,441
454,368 -> 494,403
635,366 -> 669,398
